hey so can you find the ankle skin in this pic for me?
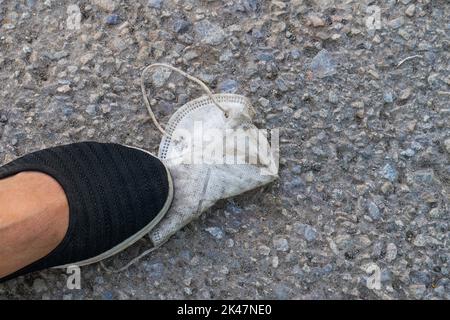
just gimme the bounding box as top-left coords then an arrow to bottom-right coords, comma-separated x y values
0,172 -> 69,278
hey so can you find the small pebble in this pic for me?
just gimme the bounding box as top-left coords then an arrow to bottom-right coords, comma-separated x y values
259,245 -> 271,256
443,139 -> 450,154
93,0 -> 116,12
413,234 -> 426,247
258,97 -> 270,107
106,14 -> 121,26
386,243 -> 398,262
148,0 -> 163,9
303,225 -> 318,242
194,20 -> 225,45
381,163 -> 398,182
383,91 -> 394,103
218,79 -> 238,93
388,17 -> 404,29
100,104 -> 111,114
310,49 -> 337,78
86,104 -> 97,116
272,256 -> 279,268
205,227 -> 224,239
328,91 -> 339,104
273,238 -> 289,252
57,85 -> 71,93
399,88 -> 412,101
308,14 -> 325,27
405,4 -> 416,17
173,19 -> 190,34
367,200 -> 381,220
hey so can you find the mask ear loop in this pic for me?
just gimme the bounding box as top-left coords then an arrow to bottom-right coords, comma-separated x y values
141,63 -> 229,137
100,243 -> 161,274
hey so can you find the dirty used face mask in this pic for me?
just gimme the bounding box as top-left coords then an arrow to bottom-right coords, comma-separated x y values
142,64 -> 279,247
102,64 -> 278,272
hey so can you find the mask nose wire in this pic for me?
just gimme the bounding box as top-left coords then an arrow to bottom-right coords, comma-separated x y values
141,63 -> 229,136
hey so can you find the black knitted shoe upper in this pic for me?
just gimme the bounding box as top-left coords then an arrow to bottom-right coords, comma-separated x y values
0,142 -> 170,281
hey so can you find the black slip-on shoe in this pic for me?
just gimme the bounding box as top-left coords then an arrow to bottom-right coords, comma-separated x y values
0,142 -> 173,282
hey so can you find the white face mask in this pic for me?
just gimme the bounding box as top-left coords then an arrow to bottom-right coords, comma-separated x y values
143,64 -> 279,248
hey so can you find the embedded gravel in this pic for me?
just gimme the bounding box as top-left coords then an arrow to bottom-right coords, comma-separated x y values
0,0 -> 449,299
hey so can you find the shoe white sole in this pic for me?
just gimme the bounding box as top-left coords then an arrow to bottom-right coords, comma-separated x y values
53,145 -> 173,269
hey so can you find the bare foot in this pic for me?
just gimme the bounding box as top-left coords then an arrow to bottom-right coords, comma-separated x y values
0,172 -> 69,278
